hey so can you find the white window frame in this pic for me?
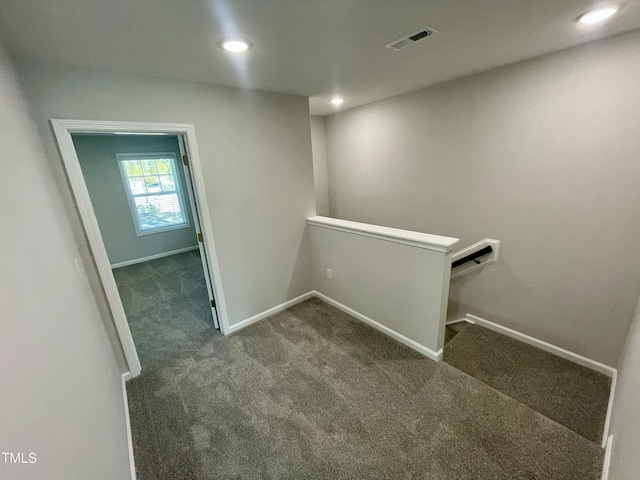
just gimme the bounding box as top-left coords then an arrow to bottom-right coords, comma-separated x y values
116,152 -> 190,236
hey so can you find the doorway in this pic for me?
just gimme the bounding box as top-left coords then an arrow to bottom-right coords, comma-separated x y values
52,120 -> 229,377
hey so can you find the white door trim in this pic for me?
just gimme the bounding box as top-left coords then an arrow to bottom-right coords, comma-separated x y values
50,120 -> 231,377
176,136 -> 220,330
121,373 -> 137,480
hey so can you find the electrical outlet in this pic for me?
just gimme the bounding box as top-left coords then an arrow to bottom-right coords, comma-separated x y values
326,268 -> 332,280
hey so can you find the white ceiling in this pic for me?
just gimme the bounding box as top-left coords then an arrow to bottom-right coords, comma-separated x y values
1,0 -> 639,115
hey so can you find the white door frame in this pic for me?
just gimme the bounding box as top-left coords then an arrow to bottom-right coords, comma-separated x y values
176,135 -> 220,330
51,119 -> 230,378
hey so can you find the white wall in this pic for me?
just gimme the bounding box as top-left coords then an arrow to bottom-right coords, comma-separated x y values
310,116 -> 330,216
324,30 -> 640,367
608,296 -> 640,479
309,217 -> 457,356
0,47 -> 130,479
15,60 -> 317,369
73,134 -> 197,265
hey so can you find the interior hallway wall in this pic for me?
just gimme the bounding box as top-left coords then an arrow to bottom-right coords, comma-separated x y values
609,295 -> 640,479
310,115 -> 330,216
16,60 -> 316,370
324,30 -> 640,366
72,134 -> 197,265
0,45 -> 130,479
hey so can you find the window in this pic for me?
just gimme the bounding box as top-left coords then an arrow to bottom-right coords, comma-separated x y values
116,152 -> 190,235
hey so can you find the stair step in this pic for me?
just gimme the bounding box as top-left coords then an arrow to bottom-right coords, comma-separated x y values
445,321 -> 469,345
445,326 -> 458,344
444,324 -> 611,444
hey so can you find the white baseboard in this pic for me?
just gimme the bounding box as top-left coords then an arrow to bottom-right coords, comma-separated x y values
602,371 -> 617,448
227,291 -> 316,334
601,435 -> 613,480
465,314 -> 617,378
446,318 -> 469,326
111,246 -> 199,269
313,291 -> 442,362
121,372 -> 137,480
225,290 -> 442,361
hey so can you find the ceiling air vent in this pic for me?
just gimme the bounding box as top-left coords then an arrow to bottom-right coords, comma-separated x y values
385,27 -> 438,51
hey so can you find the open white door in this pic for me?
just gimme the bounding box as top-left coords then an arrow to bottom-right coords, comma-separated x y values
177,135 -> 220,330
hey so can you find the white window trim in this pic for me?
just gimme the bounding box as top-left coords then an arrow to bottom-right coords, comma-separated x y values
116,152 -> 190,236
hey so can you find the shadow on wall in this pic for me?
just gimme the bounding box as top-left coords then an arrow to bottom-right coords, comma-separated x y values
287,223 -> 313,299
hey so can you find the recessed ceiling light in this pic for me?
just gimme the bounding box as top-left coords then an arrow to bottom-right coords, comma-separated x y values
222,39 -> 250,53
330,97 -> 345,105
578,6 -> 620,25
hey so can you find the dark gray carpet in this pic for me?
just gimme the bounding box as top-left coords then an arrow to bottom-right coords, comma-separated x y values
126,298 -> 602,479
444,324 -> 611,443
113,250 -> 214,370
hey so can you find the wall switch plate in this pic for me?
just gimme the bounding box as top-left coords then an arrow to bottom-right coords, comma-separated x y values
326,268 -> 332,280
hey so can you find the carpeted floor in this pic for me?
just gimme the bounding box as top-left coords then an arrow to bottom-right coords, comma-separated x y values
444,321 -> 468,345
444,324 -> 611,443
113,250 -> 215,370
126,298 -> 603,479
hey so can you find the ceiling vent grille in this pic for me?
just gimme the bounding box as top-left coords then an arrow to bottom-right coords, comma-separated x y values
385,27 -> 437,51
